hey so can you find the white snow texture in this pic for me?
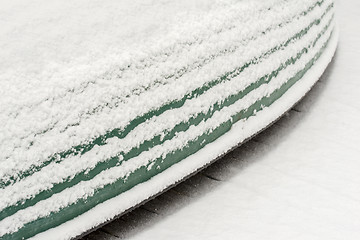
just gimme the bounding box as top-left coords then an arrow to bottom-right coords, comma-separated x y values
0,0 -> 343,239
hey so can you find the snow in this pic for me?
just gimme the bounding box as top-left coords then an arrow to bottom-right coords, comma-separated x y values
0,0 -> 299,182
0,4 -> 334,214
84,1 -> 360,240
0,0 -> 343,239
34,23 -> 338,240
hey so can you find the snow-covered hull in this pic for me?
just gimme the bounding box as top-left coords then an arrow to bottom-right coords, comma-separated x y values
0,0 -> 337,239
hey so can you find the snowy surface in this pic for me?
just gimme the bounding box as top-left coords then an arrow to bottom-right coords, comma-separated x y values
34,23 -> 337,238
0,0 -> 353,238
83,1 -> 360,240
1,1 -> 336,237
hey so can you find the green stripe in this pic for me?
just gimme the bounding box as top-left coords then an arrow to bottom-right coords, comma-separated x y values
1,19 -> 334,240
0,6 -> 334,223
0,0 -> 328,188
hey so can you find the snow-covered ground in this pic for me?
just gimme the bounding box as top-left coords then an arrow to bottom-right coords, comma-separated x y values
84,1 -> 360,239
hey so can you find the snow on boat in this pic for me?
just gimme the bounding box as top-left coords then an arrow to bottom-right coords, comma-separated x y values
0,0 -> 337,239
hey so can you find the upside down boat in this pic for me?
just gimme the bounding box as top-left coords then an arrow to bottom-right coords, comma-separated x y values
0,0 -> 337,239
